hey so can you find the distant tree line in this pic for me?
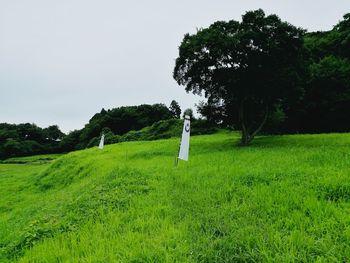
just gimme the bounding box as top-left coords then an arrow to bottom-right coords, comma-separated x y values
0,102 -> 213,159
61,103 -> 174,152
175,10 -> 350,144
0,124 -> 64,159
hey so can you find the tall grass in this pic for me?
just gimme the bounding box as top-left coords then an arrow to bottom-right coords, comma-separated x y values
1,132 -> 350,262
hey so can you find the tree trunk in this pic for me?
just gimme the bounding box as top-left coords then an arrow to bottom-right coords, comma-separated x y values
238,100 -> 248,145
239,102 -> 269,146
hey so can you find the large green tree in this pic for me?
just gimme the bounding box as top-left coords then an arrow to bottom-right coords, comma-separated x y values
174,9 -> 306,145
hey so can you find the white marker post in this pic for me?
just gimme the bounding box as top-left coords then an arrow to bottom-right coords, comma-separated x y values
178,115 -> 191,162
98,133 -> 105,149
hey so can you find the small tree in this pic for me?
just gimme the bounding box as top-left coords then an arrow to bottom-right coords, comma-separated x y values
174,9 -> 305,145
169,100 -> 181,119
44,125 -> 65,141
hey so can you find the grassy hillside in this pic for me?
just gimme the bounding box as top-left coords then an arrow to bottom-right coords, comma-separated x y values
1,132 -> 350,262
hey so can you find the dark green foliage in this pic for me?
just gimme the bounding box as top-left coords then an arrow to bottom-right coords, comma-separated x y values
65,103 -> 173,151
0,123 -> 63,159
43,125 -> 65,141
0,104 -> 175,158
182,10 -> 350,137
260,104 -> 287,134
196,99 -> 227,125
169,100 -> 182,119
280,13 -> 350,134
0,103 -> 176,158
88,103 -> 172,136
307,56 -> 350,131
67,105 -> 216,150
59,129 -> 82,152
174,9 -> 306,145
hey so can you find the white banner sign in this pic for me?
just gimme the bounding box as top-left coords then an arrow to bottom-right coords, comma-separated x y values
98,133 -> 105,149
178,115 -> 190,161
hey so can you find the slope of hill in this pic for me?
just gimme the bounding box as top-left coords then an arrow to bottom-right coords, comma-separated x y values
1,132 -> 350,262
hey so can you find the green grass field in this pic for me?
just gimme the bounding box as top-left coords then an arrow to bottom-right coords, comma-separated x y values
1,132 -> 350,262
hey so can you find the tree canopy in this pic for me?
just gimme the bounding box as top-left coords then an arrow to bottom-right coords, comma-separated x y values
174,9 -> 306,144
193,12 -> 350,136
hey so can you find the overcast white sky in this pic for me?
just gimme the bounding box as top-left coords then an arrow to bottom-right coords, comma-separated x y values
1,0 -> 349,133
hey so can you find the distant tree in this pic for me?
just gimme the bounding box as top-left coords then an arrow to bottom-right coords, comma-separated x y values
169,100 -> 181,119
196,98 -> 226,125
44,125 -> 65,141
174,9 -> 306,145
17,123 -> 46,142
59,130 -> 82,152
0,128 -> 17,144
0,123 -> 65,159
2,139 -> 21,157
182,108 -> 194,119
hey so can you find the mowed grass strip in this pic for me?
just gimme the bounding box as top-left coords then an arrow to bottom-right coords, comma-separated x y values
1,132 -> 350,262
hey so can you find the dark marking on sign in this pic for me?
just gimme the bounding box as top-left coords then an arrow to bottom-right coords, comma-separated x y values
185,123 -> 190,132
